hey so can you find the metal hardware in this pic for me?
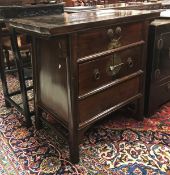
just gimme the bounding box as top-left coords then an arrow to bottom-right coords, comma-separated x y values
58,64 -> 62,69
154,69 -> 160,80
115,26 -> 122,35
109,63 -> 124,76
108,37 -> 121,49
93,68 -> 100,80
107,27 -> 122,49
127,57 -> 134,68
58,41 -> 62,49
107,54 -> 123,76
157,38 -> 163,50
107,28 -> 114,38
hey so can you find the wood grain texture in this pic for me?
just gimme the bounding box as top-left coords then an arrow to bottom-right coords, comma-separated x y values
9,9 -> 160,163
79,75 -> 141,123
9,10 -> 160,36
79,45 -> 143,95
77,22 -> 143,58
37,37 -> 69,123
0,3 -> 64,19
145,19 -> 170,117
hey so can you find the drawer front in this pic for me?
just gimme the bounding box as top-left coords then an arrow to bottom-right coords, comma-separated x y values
79,45 -> 142,96
77,22 -> 143,58
79,76 -> 140,123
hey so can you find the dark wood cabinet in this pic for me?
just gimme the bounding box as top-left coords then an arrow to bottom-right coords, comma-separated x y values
145,19 -> 170,117
9,10 -> 160,163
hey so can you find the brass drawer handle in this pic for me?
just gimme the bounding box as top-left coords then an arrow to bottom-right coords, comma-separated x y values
107,27 -> 122,49
127,57 -> 134,68
109,63 -> 124,76
93,68 -> 100,80
108,37 -> 121,49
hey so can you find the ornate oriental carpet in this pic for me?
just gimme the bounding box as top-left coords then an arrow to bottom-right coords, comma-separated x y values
0,75 -> 170,175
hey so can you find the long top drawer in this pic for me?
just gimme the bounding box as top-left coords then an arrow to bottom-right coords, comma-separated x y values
77,22 -> 144,58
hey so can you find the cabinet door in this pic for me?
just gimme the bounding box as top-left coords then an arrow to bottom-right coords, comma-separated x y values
154,32 -> 170,80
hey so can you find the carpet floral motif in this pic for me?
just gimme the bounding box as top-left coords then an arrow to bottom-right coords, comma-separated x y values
0,75 -> 170,174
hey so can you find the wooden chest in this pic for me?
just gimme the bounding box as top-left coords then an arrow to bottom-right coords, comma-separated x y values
9,10 -> 160,163
36,20 -> 146,127
145,19 -> 170,116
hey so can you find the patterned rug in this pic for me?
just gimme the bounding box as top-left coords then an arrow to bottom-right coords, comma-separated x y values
0,75 -> 170,175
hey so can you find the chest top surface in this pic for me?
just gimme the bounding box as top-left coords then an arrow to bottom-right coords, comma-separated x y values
9,9 -> 160,36
0,3 -> 64,22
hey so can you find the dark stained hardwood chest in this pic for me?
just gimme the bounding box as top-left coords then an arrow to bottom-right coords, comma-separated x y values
145,18 -> 170,117
9,9 -> 160,163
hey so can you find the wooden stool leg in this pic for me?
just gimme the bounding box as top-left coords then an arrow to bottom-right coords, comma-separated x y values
0,57 -> 11,108
0,30 -> 11,108
35,106 -> 43,130
10,28 -> 32,127
4,49 -> 10,70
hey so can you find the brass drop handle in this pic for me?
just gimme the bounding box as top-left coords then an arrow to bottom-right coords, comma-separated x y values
107,29 -> 114,39
94,68 -> 100,80
127,57 -> 134,68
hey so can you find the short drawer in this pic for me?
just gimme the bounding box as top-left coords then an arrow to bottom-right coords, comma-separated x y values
77,22 -> 143,58
79,76 -> 140,123
79,45 -> 142,96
